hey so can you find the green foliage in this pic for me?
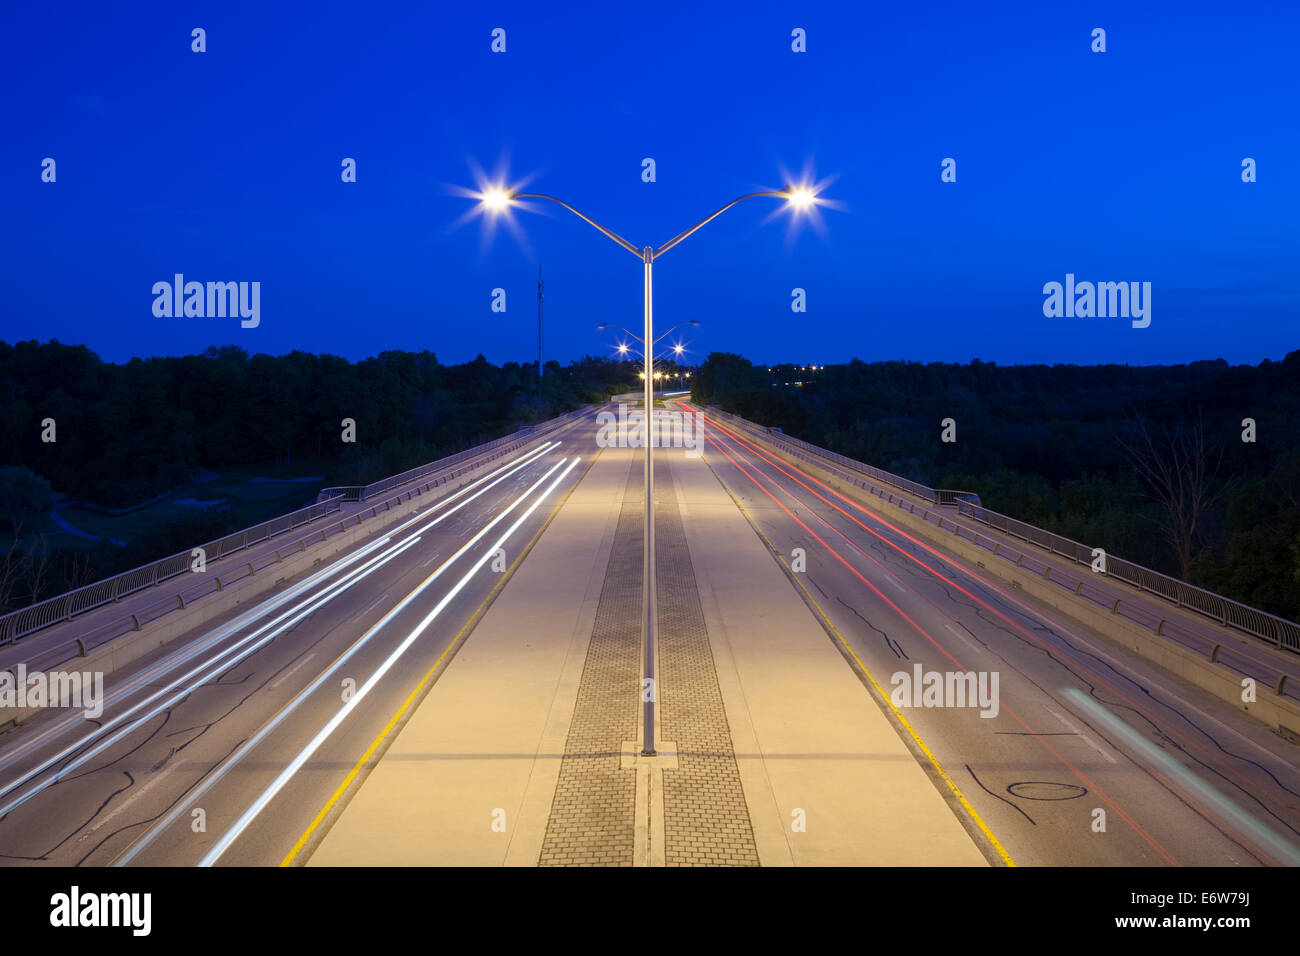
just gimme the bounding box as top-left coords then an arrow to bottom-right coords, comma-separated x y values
693,350 -> 1300,619
0,341 -> 636,508
0,341 -> 638,612
690,352 -> 766,405
0,465 -> 55,537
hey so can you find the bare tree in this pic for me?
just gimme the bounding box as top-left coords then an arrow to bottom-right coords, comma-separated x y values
0,525 -> 29,613
1277,449 -> 1300,512
1118,413 -> 1227,580
63,550 -> 100,591
26,529 -> 52,607
0,466 -> 55,612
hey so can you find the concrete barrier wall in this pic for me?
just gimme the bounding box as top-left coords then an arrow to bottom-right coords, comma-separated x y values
0,448 -> 532,731
746,432 -> 1300,737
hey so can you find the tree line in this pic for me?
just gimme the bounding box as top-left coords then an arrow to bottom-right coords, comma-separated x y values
0,340 -> 636,613
691,351 -> 1300,621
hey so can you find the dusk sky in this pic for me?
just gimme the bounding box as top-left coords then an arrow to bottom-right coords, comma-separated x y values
2,1 -> 1296,368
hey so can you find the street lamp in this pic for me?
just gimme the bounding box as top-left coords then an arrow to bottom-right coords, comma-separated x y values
786,187 -> 816,210
481,188 -> 513,213
598,322 -> 696,394
597,320 -> 698,372
597,319 -> 700,348
475,180 -> 820,756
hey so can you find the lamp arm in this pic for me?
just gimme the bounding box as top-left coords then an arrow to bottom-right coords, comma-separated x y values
513,193 -> 643,258
652,191 -> 788,259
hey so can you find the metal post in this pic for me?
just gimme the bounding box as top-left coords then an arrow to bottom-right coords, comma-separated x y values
489,187 -> 815,760
641,245 -> 656,757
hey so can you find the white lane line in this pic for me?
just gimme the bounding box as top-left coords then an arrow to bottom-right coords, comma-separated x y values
0,529 -> 399,775
944,622 -> 985,655
360,590 -> 393,617
968,571 -> 1296,770
0,441 -> 559,777
66,444 -> 569,831
1062,687 -> 1300,866
91,764 -> 183,833
0,534 -> 415,803
1048,706 -> 1118,764
0,442 -> 563,804
0,535 -> 423,817
116,456 -> 577,867
407,443 -> 560,538
198,456 -> 581,867
270,654 -> 318,691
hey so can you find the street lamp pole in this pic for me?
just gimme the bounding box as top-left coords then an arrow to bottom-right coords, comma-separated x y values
641,244 -> 656,753
476,183 -> 819,756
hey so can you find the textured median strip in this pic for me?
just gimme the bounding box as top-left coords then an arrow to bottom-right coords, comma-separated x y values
537,458 -> 643,866
538,452 -> 760,867
305,434 -> 987,865
655,455 -> 760,866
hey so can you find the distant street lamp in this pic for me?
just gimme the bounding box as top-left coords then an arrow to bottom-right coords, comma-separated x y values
598,319 -> 699,347
597,320 -> 699,366
474,181 -> 822,756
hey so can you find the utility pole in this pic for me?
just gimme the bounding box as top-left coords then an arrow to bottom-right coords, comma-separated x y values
537,264 -> 544,381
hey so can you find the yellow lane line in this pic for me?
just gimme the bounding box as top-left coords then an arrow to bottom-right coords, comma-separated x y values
280,448 -> 603,866
702,452 -> 1017,867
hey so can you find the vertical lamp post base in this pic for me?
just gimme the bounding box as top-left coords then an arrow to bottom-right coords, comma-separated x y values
641,244 -> 656,757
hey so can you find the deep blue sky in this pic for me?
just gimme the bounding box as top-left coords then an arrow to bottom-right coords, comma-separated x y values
2,1 -> 1296,368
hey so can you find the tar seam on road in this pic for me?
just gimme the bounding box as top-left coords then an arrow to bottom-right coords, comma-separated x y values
699,447 -> 1017,867
278,446 -> 603,866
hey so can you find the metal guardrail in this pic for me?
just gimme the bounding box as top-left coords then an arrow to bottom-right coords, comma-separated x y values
0,494 -> 344,646
955,498 -> 1300,654
702,406 -> 979,508
317,416 -> 571,504
0,406 -> 591,650
699,404 -> 1300,657
610,390 -> 675,403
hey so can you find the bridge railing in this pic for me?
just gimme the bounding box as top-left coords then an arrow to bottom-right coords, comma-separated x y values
697,403 -> 1300,656
955,498 -> 1300,653
317,408 -> 585,503
0,494 -> 344,646
0,406 -> 590,649
700,405 -> 979,508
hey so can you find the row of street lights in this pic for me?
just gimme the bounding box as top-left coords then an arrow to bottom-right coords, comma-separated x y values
475,179 -> 821,756
598,319 -> 696,389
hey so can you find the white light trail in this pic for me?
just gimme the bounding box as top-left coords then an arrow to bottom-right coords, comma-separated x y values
197,456 -> 580,866
0,441 -> 560,805
0,534 -> 425,817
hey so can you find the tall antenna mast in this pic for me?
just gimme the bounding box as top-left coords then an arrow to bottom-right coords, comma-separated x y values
537,264 -> 544,381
